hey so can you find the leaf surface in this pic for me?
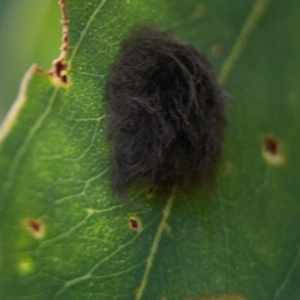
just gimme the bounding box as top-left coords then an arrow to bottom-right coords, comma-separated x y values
1,0 -> 300,299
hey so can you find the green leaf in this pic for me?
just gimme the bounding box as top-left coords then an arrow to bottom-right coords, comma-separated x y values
1,0 -> 300,299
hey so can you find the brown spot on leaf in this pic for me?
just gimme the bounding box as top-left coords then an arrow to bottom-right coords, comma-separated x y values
265,137 -> 278,155
25,218 -> 45,239
51,61 -> 68,84
262,134 -> 284,165
128,216 -> 142,232
29,220 -> 40,232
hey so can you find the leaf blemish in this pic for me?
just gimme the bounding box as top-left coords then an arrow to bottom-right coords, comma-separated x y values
25,218 -> 45,239
49,0 -> 69,87
128,216 -> 142,232
262,134 -> 284,165
52,61 -> 68,84
18,257 -> 34,276
221,161 -> 233,176
189,3 -> 205,21
211,43 -> 223,57
146,186 -> 156,199
265,137 -> 278,155
164,222 -> 171,234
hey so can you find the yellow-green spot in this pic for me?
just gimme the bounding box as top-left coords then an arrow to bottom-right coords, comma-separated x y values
211,43 -> 223,57
189,3 -> 205,21
18,257 -> 34,275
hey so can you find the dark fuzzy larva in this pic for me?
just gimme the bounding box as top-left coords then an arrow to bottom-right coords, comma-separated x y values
106,27 -> 227,197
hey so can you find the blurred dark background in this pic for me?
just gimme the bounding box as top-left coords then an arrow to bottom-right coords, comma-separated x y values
0,0 -> 61,122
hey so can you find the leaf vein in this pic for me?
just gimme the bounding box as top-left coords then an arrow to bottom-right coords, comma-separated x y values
68,0 -> 107,67
273,245 -> 300,300
135,189 -> 175,300
218,0 -> 271,85
2,88 -> 58,205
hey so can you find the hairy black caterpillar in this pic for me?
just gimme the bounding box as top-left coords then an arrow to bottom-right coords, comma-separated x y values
106,27 -> 227,197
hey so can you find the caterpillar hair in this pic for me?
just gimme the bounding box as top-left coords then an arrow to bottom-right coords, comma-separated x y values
106,27 -> 227,198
